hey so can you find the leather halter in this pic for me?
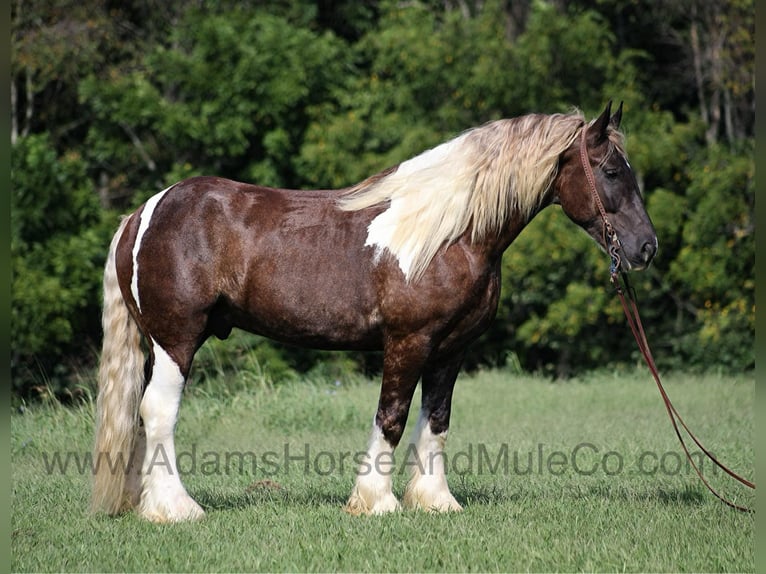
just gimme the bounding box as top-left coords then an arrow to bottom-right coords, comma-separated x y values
579,127 -> 755,512
579,128 -> 622,275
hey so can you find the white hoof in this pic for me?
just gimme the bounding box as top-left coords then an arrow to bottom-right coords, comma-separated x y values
138,492 -> 205,523
344,487 -> 401,516
403,481 -> 463,513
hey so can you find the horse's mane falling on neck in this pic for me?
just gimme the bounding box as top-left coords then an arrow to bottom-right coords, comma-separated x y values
339,110 -> 625,282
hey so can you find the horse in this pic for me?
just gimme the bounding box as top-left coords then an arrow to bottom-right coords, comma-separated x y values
92,102 -> 657,522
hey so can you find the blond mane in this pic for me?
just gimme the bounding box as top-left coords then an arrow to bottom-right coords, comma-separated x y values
339,111 -> 624,282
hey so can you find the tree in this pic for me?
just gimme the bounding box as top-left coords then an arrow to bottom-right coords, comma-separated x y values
9,0 -> 755,398
11,134 -> 113,396
80,7 -> 348,208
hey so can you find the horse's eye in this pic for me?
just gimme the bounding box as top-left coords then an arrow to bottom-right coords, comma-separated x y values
604,168 -> 619,180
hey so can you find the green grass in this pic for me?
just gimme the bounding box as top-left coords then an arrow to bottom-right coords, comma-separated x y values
12,369 -> 754,572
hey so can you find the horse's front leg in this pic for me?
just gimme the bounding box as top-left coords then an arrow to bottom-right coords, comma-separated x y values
403,354 -> 464,512
344,337 -> 427,515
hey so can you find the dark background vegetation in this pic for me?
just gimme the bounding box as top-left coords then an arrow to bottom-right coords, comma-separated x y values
11,0 -> 754,400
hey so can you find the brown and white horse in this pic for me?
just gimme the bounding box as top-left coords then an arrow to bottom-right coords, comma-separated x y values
92,102 -> 657,522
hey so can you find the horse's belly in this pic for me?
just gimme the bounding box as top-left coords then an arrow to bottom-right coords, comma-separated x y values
224,292 -> 383,351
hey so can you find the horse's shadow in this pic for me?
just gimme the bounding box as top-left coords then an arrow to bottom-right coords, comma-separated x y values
451,482 -> 714,509
191,481 -> 347,512
192,480 -> 710,514
567,482 -> 708,506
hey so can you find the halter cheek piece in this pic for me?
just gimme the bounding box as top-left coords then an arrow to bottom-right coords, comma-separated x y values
579,127 -> 622,278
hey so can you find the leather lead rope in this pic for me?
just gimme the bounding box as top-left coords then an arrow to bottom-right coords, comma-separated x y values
579,128 -> 755,512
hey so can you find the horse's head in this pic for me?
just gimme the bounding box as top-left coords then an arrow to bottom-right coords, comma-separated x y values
554,102 -> 657,271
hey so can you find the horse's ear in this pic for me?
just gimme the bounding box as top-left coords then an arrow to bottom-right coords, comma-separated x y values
609,101 -> 623,129
587,100 -> 612,145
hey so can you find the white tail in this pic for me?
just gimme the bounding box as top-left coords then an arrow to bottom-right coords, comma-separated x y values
91,217 -> 145,515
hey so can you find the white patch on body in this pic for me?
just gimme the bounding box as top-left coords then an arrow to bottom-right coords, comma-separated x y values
402,409 -> 462,512
363,137 -> 470,279
364,199 -> 415,276
131,186 -> 172,312
138,341 -> 204,522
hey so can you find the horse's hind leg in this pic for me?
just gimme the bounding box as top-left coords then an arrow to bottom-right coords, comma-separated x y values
137,339 -> 204,522
403,354 -> 463,512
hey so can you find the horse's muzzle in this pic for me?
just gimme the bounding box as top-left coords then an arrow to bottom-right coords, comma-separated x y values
624,237 -> 658,271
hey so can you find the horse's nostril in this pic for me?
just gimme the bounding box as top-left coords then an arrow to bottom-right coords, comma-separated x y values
641,240 -> 657,262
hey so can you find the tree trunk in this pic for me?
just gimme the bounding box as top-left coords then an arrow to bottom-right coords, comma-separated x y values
11,78 -> 18,145
689,18 -> 710,138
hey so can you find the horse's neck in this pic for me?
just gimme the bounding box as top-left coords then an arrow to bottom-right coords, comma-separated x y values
480,201 -> 551,262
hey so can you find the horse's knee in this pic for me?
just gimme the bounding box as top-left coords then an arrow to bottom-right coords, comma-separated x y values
375,407 -> 411,447
375,383 -> 420,447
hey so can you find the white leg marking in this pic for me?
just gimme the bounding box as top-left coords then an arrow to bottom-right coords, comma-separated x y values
403,409 -> 462,512
131,186 -> 172,312
138,341 -> 204,522
345,422 -> 401,515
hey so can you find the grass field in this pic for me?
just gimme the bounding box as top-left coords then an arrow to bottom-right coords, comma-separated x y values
11,368 -> 754,572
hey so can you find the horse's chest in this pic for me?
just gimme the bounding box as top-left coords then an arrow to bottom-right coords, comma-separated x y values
462,272 -> 501,331
428,271 -> 500,354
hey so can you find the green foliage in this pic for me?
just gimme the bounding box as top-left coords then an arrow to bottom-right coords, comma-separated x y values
10,1 -> 755,397
80,8 -> 348,201
11,134 -> 115,396
192,331 -> 368,399
11,134 -> 100,247
473,125 -> 754,376
191,332 -> 298,395
663,142 -> 754,370
508,3 -> 614,111
471,208 -> 622,377
298,0 -> 637,189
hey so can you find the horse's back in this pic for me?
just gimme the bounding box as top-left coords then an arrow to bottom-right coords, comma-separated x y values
115,176 -> 384,351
